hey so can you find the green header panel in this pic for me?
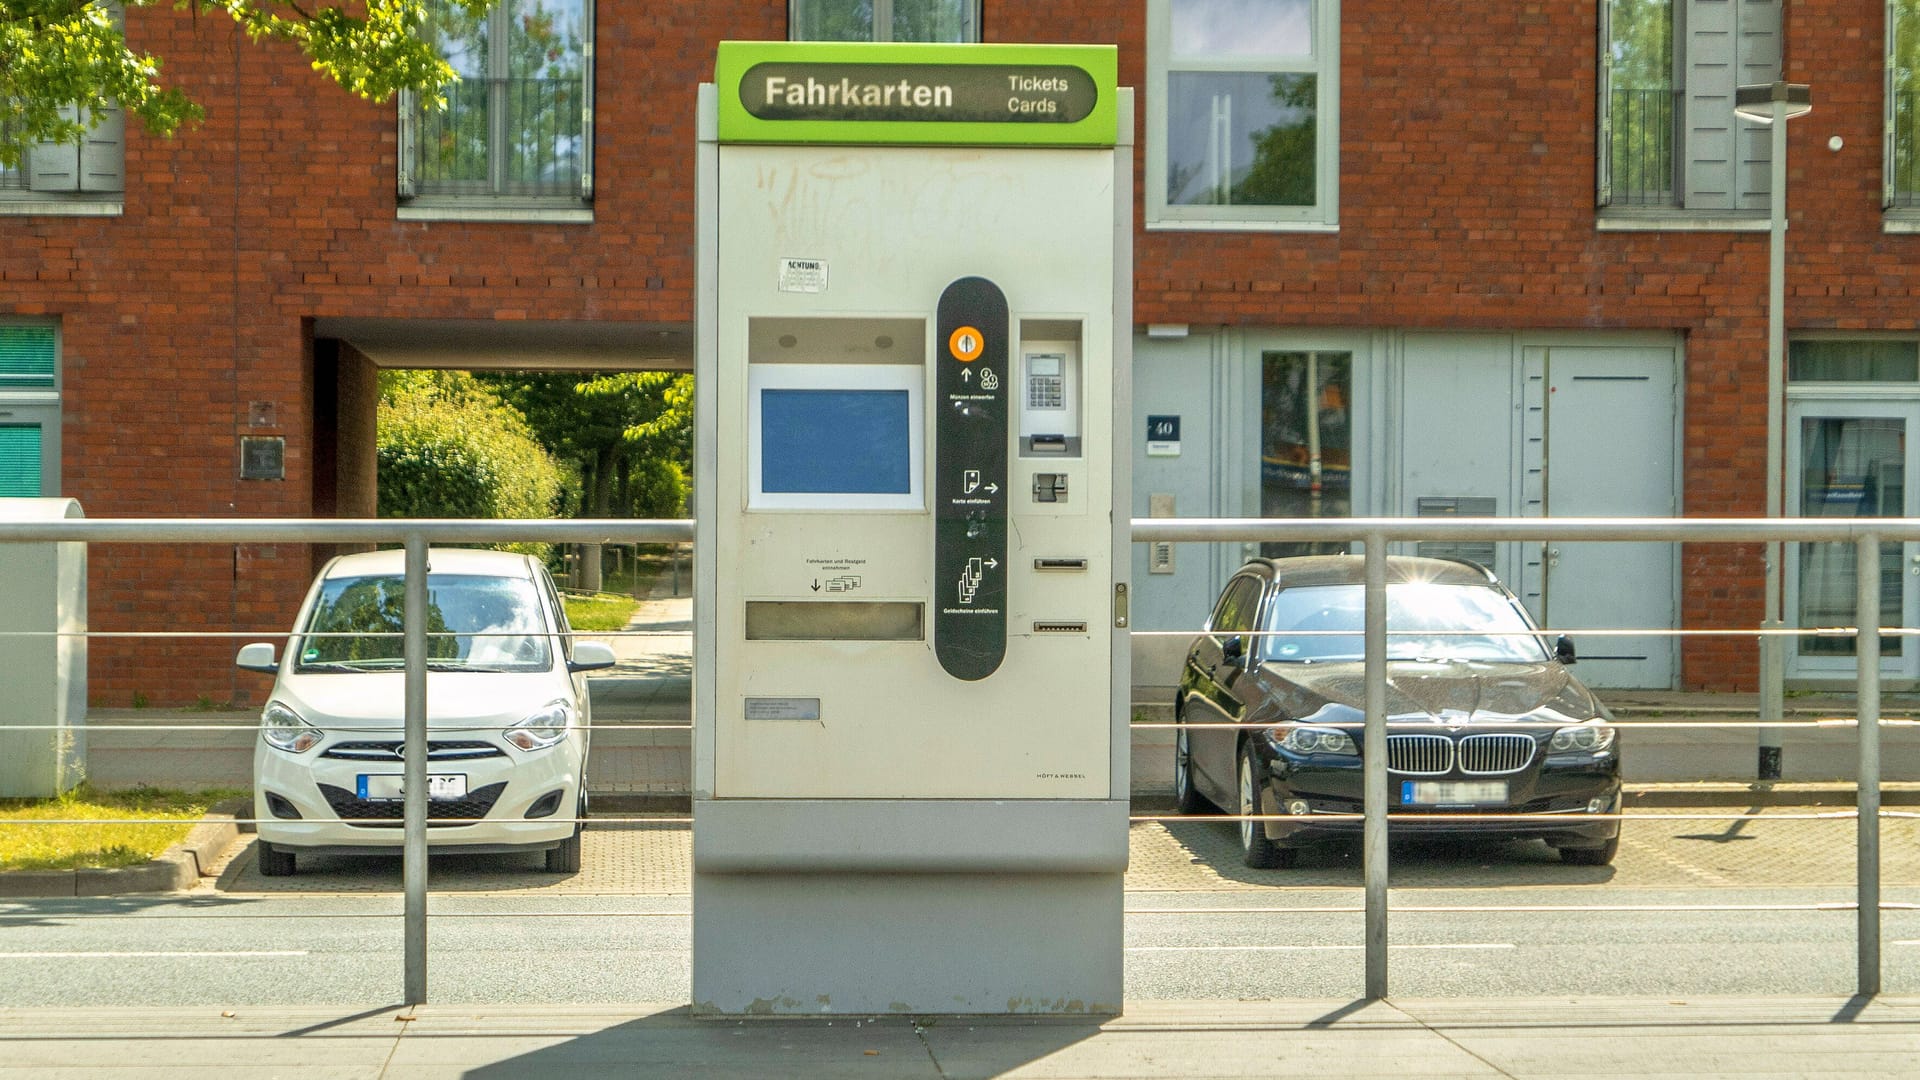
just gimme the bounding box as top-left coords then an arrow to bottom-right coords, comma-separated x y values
716,41 -> 1117,147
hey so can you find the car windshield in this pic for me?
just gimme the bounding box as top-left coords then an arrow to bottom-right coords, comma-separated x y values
295,572 -> 552,673
1258,582 -> 1549,664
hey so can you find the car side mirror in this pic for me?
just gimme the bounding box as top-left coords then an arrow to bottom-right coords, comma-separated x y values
1222,635 -> 1246,664
235,643 -> 279,673
567,641 -> 619,673
1554,635 -> 1577,665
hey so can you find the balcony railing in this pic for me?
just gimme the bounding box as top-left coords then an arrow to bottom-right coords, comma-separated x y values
1893,89 -> 1920,209
1609,87 -> 1676,207
408,76 -> 585,197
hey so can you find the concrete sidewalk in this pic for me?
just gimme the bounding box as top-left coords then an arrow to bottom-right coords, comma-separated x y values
2,997 -> 1916,1078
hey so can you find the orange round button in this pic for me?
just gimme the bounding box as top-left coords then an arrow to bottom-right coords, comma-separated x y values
948,326 -> 984,362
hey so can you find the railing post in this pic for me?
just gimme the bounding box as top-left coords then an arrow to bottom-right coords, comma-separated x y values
1363,532 -> 1389,1000
403,533 -> 429,1005
1855,532 -> 1882,997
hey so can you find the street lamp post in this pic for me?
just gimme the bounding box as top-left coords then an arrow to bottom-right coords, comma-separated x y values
1735,81 -> 1812,781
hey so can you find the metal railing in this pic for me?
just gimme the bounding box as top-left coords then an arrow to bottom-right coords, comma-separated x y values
1893,89 -> 1920,209
408,77 -> 585,197
0,515 -> 1905,1006
1609,87 -> 1676,206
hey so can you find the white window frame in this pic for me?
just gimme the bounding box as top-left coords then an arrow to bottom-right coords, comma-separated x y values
398,1 -> 595,223
1145,0 -> 1340,232
788,0 -> 981,42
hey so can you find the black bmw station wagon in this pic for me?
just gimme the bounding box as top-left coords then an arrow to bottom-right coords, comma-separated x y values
1176,556 -> 1622,868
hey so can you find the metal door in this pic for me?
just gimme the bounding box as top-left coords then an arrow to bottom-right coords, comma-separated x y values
1785,400 -> 1919,679
1528,346 -> 1678,688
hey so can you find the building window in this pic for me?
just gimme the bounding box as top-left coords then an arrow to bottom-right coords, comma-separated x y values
399,1 -> 593,213
1599,0 -> 1779,215
2,4 -> 125,213
1260,350 -> 1350,557
1889,0 -> 1920,208
0,323 -> 60,497
790,1 -> 980,42
1147,0 -> 1340,230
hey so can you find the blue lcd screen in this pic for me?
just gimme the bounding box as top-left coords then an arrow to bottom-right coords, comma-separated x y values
761,389 -> 912,494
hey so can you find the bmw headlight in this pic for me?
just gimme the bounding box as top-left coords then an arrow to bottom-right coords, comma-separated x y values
1277,726 -> 1359,755
1549,723 -> 1617,753
261,702 -> 322,754
505,701 -> 574,751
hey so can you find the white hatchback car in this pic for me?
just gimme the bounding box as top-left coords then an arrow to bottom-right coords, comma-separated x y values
236,548 -> 616,876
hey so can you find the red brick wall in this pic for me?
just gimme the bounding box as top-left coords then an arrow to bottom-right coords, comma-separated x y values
4,2 -> 1914,697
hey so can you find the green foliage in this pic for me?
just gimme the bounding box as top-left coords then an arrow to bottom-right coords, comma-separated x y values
0,0 -> 493,168
626,456 -> 689,519
477,371 -> 693,518
376,370 -> 564,556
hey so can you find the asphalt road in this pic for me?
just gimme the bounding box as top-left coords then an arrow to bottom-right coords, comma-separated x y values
3,886 -> 1917,1007
6,799 -> 1920,1008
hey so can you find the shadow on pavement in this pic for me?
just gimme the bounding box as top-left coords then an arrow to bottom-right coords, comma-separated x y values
455,1010 -> 1105,1080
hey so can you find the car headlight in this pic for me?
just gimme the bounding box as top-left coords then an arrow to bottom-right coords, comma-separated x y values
1549,723 -> 1617,753
505,701 -> 574,751
261,702 -> 322,754
1277,726 -> 1359,755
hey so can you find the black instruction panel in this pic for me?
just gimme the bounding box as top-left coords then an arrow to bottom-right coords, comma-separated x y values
934,277 -> 1009,681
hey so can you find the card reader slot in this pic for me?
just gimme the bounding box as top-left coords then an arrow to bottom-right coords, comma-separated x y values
1032,557 -> 1088,571
1032,621 -> 1089,634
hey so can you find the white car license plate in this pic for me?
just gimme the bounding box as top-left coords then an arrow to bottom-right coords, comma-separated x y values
1402,780 -> 1507,805
357,774 -> 468,801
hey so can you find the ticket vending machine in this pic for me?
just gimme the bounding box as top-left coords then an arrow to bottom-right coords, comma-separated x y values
694,42 -> 1131,1014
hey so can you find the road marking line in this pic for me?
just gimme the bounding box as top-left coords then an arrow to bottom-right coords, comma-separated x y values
0,951 -> 309,959
1125,943 -> 1514,953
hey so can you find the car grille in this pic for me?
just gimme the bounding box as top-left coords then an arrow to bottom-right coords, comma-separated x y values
321,740 -> 506,762
1457,734 -> 1537,775
315,782 -> 507,827
1385,734 -> 1453,775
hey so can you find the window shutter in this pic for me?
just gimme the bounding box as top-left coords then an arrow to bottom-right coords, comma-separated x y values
1682,0 -> 1737,209
0,325 -> 57,390
1598,0 -> 1614,206
1732,0 -> 1780,209
78,105 -> 124,193
397,90 -> 417,199
0,426 -> 45,498
1683,0 -> 1779,210
27,104 -> 123,193
27,106 -> 82,193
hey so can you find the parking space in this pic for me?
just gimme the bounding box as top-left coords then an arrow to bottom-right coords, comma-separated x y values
194,804 -> 1920,896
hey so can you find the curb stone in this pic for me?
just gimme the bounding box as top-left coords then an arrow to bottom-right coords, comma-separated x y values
0,799 -> 245,899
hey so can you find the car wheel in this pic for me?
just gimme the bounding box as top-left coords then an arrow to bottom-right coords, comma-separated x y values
1173,719 -> 1211,814
1559,835 -> 1620,866
256,840 -> 295,877
545,793 -> 584,874
1237,743 -> 1293,869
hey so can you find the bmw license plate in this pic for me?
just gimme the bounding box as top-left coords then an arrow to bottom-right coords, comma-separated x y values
1401,780 -> 1507,805
357,774 -> 467,801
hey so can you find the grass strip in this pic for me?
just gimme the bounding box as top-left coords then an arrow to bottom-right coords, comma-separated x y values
0,785 -> 248,872
564,592 -> 643,632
